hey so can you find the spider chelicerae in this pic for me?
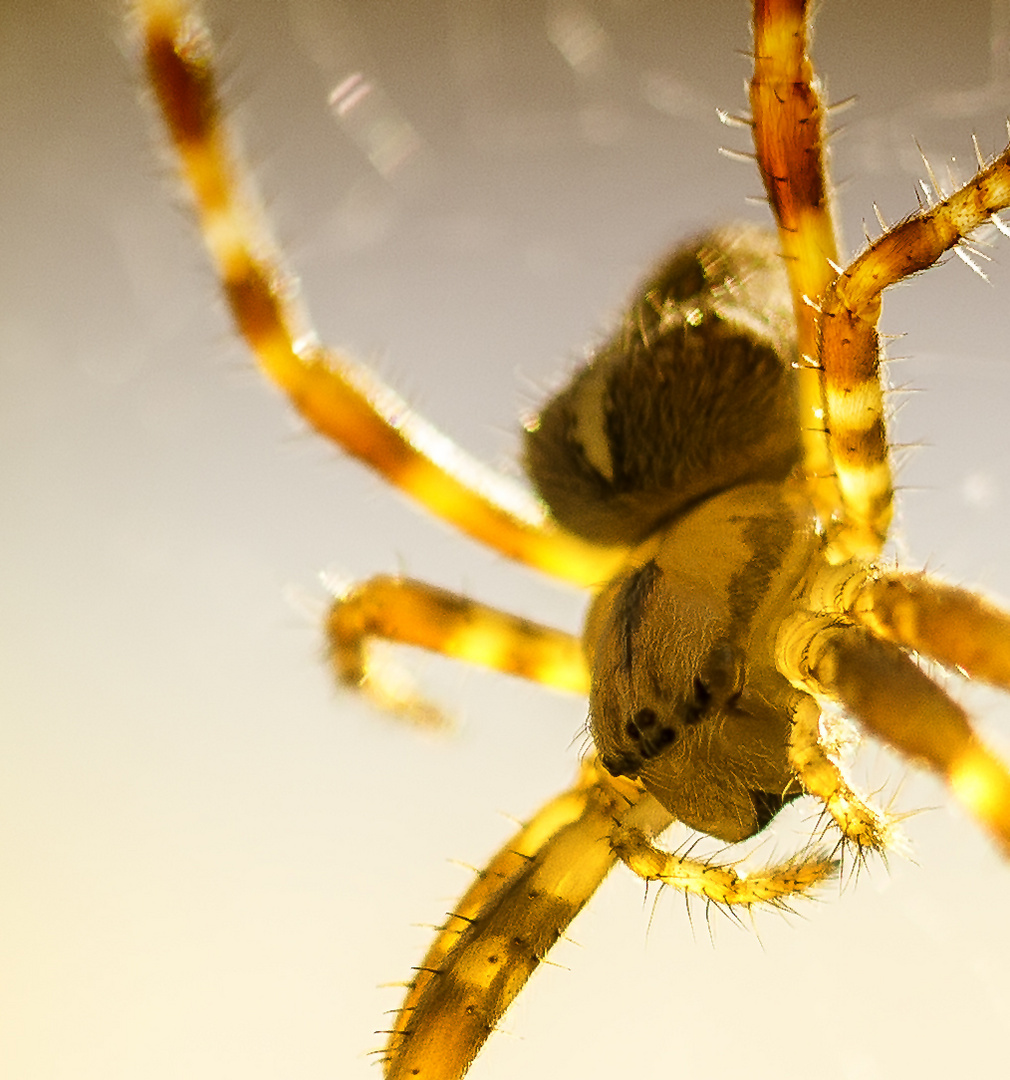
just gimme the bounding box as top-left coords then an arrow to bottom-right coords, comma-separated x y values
133,1 -> 1010,1077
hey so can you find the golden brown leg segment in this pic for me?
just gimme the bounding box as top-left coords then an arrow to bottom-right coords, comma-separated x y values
382,761 -> 673,1080
788,696 -> 896,851
820,142 -> 1010,557
809,558 -> 1010,689
779,611 -> 1010,854
610,819 -> 837,906
751,0 -> 1010,560
852,571 -> 1010,691
133,0 -> 621,587
327,575 -> 588,726
750,0 -> 840,526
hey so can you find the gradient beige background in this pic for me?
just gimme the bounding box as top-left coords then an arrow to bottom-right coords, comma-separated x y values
3,1 -> 1010,1077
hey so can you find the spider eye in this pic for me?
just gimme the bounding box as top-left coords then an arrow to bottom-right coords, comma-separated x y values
625,707 -> 678,758
626,707 -> 657,733
699,641 -> 745,696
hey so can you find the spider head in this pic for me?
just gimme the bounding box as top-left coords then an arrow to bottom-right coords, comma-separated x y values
586,484 -> 815,842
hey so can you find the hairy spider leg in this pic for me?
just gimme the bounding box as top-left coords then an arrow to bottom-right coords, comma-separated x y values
851,570 -> 1010,686
804,561 -> 1010,850
381,761 -> 671,1080
749,0 -> 841,535
788,697 -> 898,850
382,755 -> 835,1080
752,0 -> 1010,559
610,825 -> 837,904
134,0 -> 622,587
779,594 -> 1010,854
328,576 -> 588,727
818,152 -> 1010,555
133,3 -> 1010,1080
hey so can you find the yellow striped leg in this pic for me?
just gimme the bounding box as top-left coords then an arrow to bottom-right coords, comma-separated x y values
779,610 -> 1010,854
132,0 -> 622,587
749,0 -> 841,530
788,696 -> 897,851
751,0 -> 1010,560
852,571 -> 1010,690
327,575 -> 588,726
382,761 -> 673,1080
611,818 -> 837,906
820,141 -> 1010,557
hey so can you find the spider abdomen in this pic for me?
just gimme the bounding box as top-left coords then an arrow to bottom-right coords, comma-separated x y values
524,226 -> 801,546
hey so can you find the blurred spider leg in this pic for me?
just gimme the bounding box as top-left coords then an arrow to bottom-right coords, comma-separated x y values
133,0 -> 621,587
749,0 -> 841,525
812,559 -> 1010,688
328,575 -> 588,727
779,611 -> 1010,854
849,571 -> 1010,689
789,696 -> 897,851
383,761 -> 672,1080
610,820 -> 837,906
818,142 -> 1010,557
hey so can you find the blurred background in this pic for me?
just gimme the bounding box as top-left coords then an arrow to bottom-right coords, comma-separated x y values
3,1 -> 1010,1077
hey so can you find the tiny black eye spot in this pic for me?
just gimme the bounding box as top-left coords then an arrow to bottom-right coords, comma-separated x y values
657,726 -> 678,748
634,707 -> 657,729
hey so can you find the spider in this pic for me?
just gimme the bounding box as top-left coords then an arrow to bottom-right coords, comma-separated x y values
132,0 -> 1010,1077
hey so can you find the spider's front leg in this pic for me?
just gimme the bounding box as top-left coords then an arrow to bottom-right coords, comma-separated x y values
752,0 -> 1010,853
751,0 -> 1010,559
609,822 -> 836,908
780,603 -> 1010,854
380,753 -> 835,1080
787,697 -> 896,852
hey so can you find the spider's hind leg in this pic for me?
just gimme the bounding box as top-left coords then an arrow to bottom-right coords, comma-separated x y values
749,0 -> 841,532
817,149 -> 1010,556
133,0 -> 620,586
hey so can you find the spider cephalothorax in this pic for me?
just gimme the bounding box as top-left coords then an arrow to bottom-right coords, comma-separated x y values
586,482 -> 817,841
134,0 -> 1010,1077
